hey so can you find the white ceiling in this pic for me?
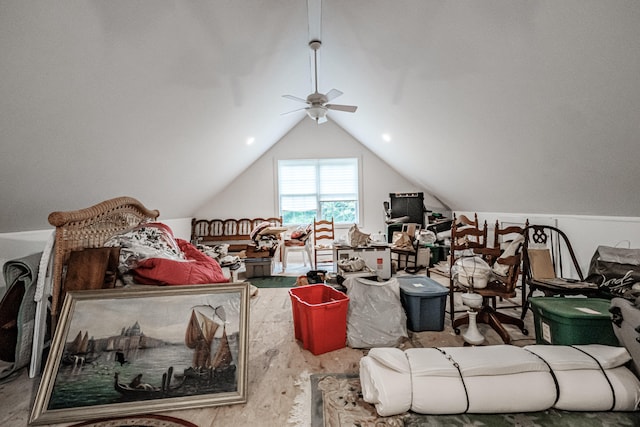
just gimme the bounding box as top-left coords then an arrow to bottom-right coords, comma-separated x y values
1,1 -> 639,232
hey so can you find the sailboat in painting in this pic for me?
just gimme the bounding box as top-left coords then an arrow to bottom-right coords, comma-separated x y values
62,331 -> 99,366
113,305 -> 236,399
181,305 -> 236,383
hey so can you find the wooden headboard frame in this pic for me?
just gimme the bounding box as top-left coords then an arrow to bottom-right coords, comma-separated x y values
47,196 -> 159,329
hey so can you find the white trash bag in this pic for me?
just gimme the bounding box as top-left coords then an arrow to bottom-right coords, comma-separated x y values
452,256 -> 492,289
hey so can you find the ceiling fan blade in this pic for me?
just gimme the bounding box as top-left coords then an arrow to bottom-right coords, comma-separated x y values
280,107 -> 308,116
325,89 -> 343,102
326,104 -> 358,113
282,94 -> 308,104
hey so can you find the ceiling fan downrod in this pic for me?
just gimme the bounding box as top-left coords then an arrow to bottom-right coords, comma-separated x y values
310,40 -> 321,94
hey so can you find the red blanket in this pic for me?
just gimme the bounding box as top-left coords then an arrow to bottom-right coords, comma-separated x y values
133,238 -> 229,285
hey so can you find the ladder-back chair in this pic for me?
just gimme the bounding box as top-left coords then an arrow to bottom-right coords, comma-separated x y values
452,246 -> 528,344
313,218 -> 335,271
447,218 -> 488,326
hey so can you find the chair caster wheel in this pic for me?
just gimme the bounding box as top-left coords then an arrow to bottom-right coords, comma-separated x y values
454,328 -> 461,335
522,328 -> 529,335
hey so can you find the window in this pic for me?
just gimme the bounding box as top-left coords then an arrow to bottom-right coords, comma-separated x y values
278,158 -> 359,225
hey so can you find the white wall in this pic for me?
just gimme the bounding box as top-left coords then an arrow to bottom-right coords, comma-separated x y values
461,211 -> 640,277
0,230 -> 52,292
194,118 -> 445,239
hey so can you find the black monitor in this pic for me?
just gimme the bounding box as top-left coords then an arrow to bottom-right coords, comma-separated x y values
389,192 -> 425,228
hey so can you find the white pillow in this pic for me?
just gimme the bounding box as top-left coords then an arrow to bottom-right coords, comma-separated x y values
492,234 -> 524,277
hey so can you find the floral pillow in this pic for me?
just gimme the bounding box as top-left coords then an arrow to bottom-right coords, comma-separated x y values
105,222 -> 185,273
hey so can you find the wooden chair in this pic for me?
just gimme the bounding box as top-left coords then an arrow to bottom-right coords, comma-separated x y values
479,219 -> 529,310
457,213 -> 480,228
282,225 -> 313,272
313,218 -> 335,271
426,214 -> 479,279
452,248 -> 528,344
520,224 -> 600,320
390,223 -> 422,272
447,218 -> 488,326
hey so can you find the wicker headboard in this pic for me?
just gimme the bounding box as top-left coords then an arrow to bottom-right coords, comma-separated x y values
47,196 -> 159,328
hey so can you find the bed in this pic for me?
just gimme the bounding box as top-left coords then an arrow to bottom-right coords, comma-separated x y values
46,196 -> 232,332
47,197 -> 160,327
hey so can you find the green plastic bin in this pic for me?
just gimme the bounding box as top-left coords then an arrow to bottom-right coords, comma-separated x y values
530,297 -> 618,346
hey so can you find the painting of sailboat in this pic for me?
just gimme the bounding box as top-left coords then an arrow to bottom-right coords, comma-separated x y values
30,284 -> 250,426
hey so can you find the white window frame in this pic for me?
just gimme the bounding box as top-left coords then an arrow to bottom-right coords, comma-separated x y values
276,157 -> 360,226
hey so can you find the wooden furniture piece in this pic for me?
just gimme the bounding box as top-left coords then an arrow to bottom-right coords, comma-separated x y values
457,213 -> 480,228
47,196 -> 160,332
475,219 -> 529,311
313,218 -> 335,271
452,246 -> 528,344
390,223 -> 422,272
191,217 -> 283,253
447,217 -> 488,326
426,214 -> 478,278
520,224 -> 599,320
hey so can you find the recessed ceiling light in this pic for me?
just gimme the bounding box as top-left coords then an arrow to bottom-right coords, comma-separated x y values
382,133 -> 391,142
246,137 -> 255,145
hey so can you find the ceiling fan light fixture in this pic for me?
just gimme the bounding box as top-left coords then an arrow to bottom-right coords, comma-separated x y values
306,105 -> 327,121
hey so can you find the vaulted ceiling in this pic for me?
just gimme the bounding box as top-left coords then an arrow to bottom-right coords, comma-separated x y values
1,1 -> 639,233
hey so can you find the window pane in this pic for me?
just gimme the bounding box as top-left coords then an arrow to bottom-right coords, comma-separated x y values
279,162 -> 316,194
282,210 -> 316,225
320,201 -> 357,223
319,159 -> 358,200
278,158 -> 359,225
281,195 -> 317,212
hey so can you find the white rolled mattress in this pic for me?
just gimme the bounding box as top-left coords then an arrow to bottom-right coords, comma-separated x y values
360,344 -> 640,416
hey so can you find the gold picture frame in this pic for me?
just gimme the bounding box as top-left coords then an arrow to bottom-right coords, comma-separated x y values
30,283 -> 250,425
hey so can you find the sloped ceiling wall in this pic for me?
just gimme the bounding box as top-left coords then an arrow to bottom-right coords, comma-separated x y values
1,1 -> 639,233
195,118 -> 446,235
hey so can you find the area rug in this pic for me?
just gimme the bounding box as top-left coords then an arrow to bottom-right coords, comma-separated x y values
245,275 -> 297,288
70,414 -> 198,427
309,373 -> 640,427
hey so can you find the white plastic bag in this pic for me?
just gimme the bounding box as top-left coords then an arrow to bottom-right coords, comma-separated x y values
344,277 -> 408,348
452,256 -> 491,289
348,224 -> 371,247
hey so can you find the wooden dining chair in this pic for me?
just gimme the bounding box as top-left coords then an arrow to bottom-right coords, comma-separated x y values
313,218 -> 335,271
452,247 -> 528,344
447,218 -> 488,326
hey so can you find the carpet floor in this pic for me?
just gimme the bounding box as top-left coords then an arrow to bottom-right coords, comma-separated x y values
244,275 -> 297,288
310,373 -> 640,427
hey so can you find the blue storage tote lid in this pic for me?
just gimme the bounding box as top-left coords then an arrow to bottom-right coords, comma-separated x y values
397,276 -> 448,297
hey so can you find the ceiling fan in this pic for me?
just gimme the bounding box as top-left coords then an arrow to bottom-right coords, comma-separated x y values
282,40 -> 358,124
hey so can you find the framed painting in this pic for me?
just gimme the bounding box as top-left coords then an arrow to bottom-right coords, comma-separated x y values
30,283 -> 250,425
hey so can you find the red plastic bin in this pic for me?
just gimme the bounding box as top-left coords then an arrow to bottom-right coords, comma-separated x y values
289,284 -> 349,355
